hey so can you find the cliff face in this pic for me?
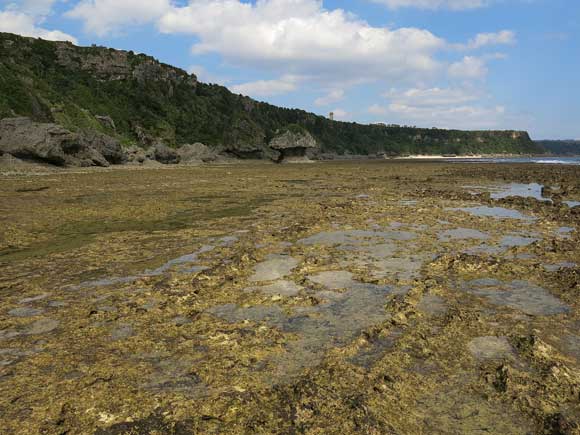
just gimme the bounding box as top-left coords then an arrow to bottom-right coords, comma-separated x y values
0,32 -> 542,159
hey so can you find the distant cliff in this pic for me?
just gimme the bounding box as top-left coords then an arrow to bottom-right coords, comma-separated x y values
535,140 -> 580,156
0,32 -> 542,160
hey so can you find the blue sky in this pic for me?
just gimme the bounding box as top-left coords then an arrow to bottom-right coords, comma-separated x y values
1,0 -> 578,139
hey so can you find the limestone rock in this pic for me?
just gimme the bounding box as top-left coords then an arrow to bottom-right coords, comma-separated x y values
269,127 -> 318,163
177,143 -> 218,163
0,117 -> 109,167
81,131 -> 126,164
126,145 -> 154,164
153,143 -> 180,164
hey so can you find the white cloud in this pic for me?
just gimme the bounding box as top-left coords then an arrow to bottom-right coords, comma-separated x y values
2,0 -> 59,16
314,89 -> 344,106
459,30 -> 516,50
448,56 -> 488,79
187,64 -> 230,85
158,0 -> 445,85
369,85 -> 513,129
369,0 -> 491,10
230,74 -> 301,97
368,104 -> 388,116
66,0 -> 171,36
383,87 -> 481,106
386,103 -> 506,129
0,10 -> 77,42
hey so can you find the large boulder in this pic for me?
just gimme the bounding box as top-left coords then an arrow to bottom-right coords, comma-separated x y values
81,131 -> 127,164
269,126 -> 318,163
153,143 -> 180,164
0,117 -> 109,167
177,143 -> 218,163
126,145 -> 154,164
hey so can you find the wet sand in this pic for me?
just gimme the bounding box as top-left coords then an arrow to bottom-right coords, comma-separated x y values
0,161 -> 579,434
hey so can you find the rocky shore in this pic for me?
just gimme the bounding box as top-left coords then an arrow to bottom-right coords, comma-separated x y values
0,117 -> 322,167
0,161 -> 579,434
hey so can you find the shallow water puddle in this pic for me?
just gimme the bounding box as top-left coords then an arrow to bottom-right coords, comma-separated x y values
544,262 -> 577,272
208,271 -> 402,380
464,234 -> 540,256
461,279 -> 569,316
464,183 -> 550,201
468,336 -> 514,360
447,206 -> 535,221
68,237 -> 237,290
298,229 -> 416,246
249,254 -> 299,282
491,183 -> 550,201
245,280 -> 302,297
417,294 -> 448,316
438,228 -> 490,241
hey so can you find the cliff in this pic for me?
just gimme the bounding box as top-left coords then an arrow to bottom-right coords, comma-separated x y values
535,140 -> 580,156
0,32 -> 542,161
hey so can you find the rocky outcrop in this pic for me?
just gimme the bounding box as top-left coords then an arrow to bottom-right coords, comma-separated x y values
269,128 -> 318,163
153,143 -> 180,164
81,131 -> 126,164
54,42 -> 197,90
126,145 -> 154,165
0,117 -> 109,166
177,143 -> 219,163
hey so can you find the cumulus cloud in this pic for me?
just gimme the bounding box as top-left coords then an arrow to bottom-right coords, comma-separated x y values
0,10 -> 77,42
369,85 -> 511,129
158,0 -> 445,85
314,89 -> 345,106
448,56 -> 488,79
368,104 -> 388,116
66,0 -> 171,36
457,30 -> 516,50
187,64 -> 230,85
230,74 -> 301,97
383,87 -> 481,106
386,103 -> 507,129
369,0 -> 491,10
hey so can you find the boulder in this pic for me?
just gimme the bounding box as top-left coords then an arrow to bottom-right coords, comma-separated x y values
177,143 -> 218,163
126,145 -> 154,164
153,143 -> 180,164
81,131 -> 127,164
0,117 -> 109,167
269,127 -> 318,163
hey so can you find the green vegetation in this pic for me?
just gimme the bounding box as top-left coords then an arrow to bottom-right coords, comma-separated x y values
536,140 -> 580,156
0,32 -> 542,156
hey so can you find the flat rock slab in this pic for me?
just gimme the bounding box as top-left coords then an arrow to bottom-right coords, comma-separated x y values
308,271 -> 358,290
111,324 -> 135,341
298,229 -> 416,246
249,255 -> 299,282
468,336 -> 514,360
417,294 -> 448,316
25,319 -> 59,335
8,307 -> 45,317
462,279 -> 569,316
447,206 -> 534,221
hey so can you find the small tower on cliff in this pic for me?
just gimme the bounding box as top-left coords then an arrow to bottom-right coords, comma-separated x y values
329,112 -> 334,121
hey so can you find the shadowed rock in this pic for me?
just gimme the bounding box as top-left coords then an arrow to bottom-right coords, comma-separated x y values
0,117 -> 110,166
269,126 -> 318,163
